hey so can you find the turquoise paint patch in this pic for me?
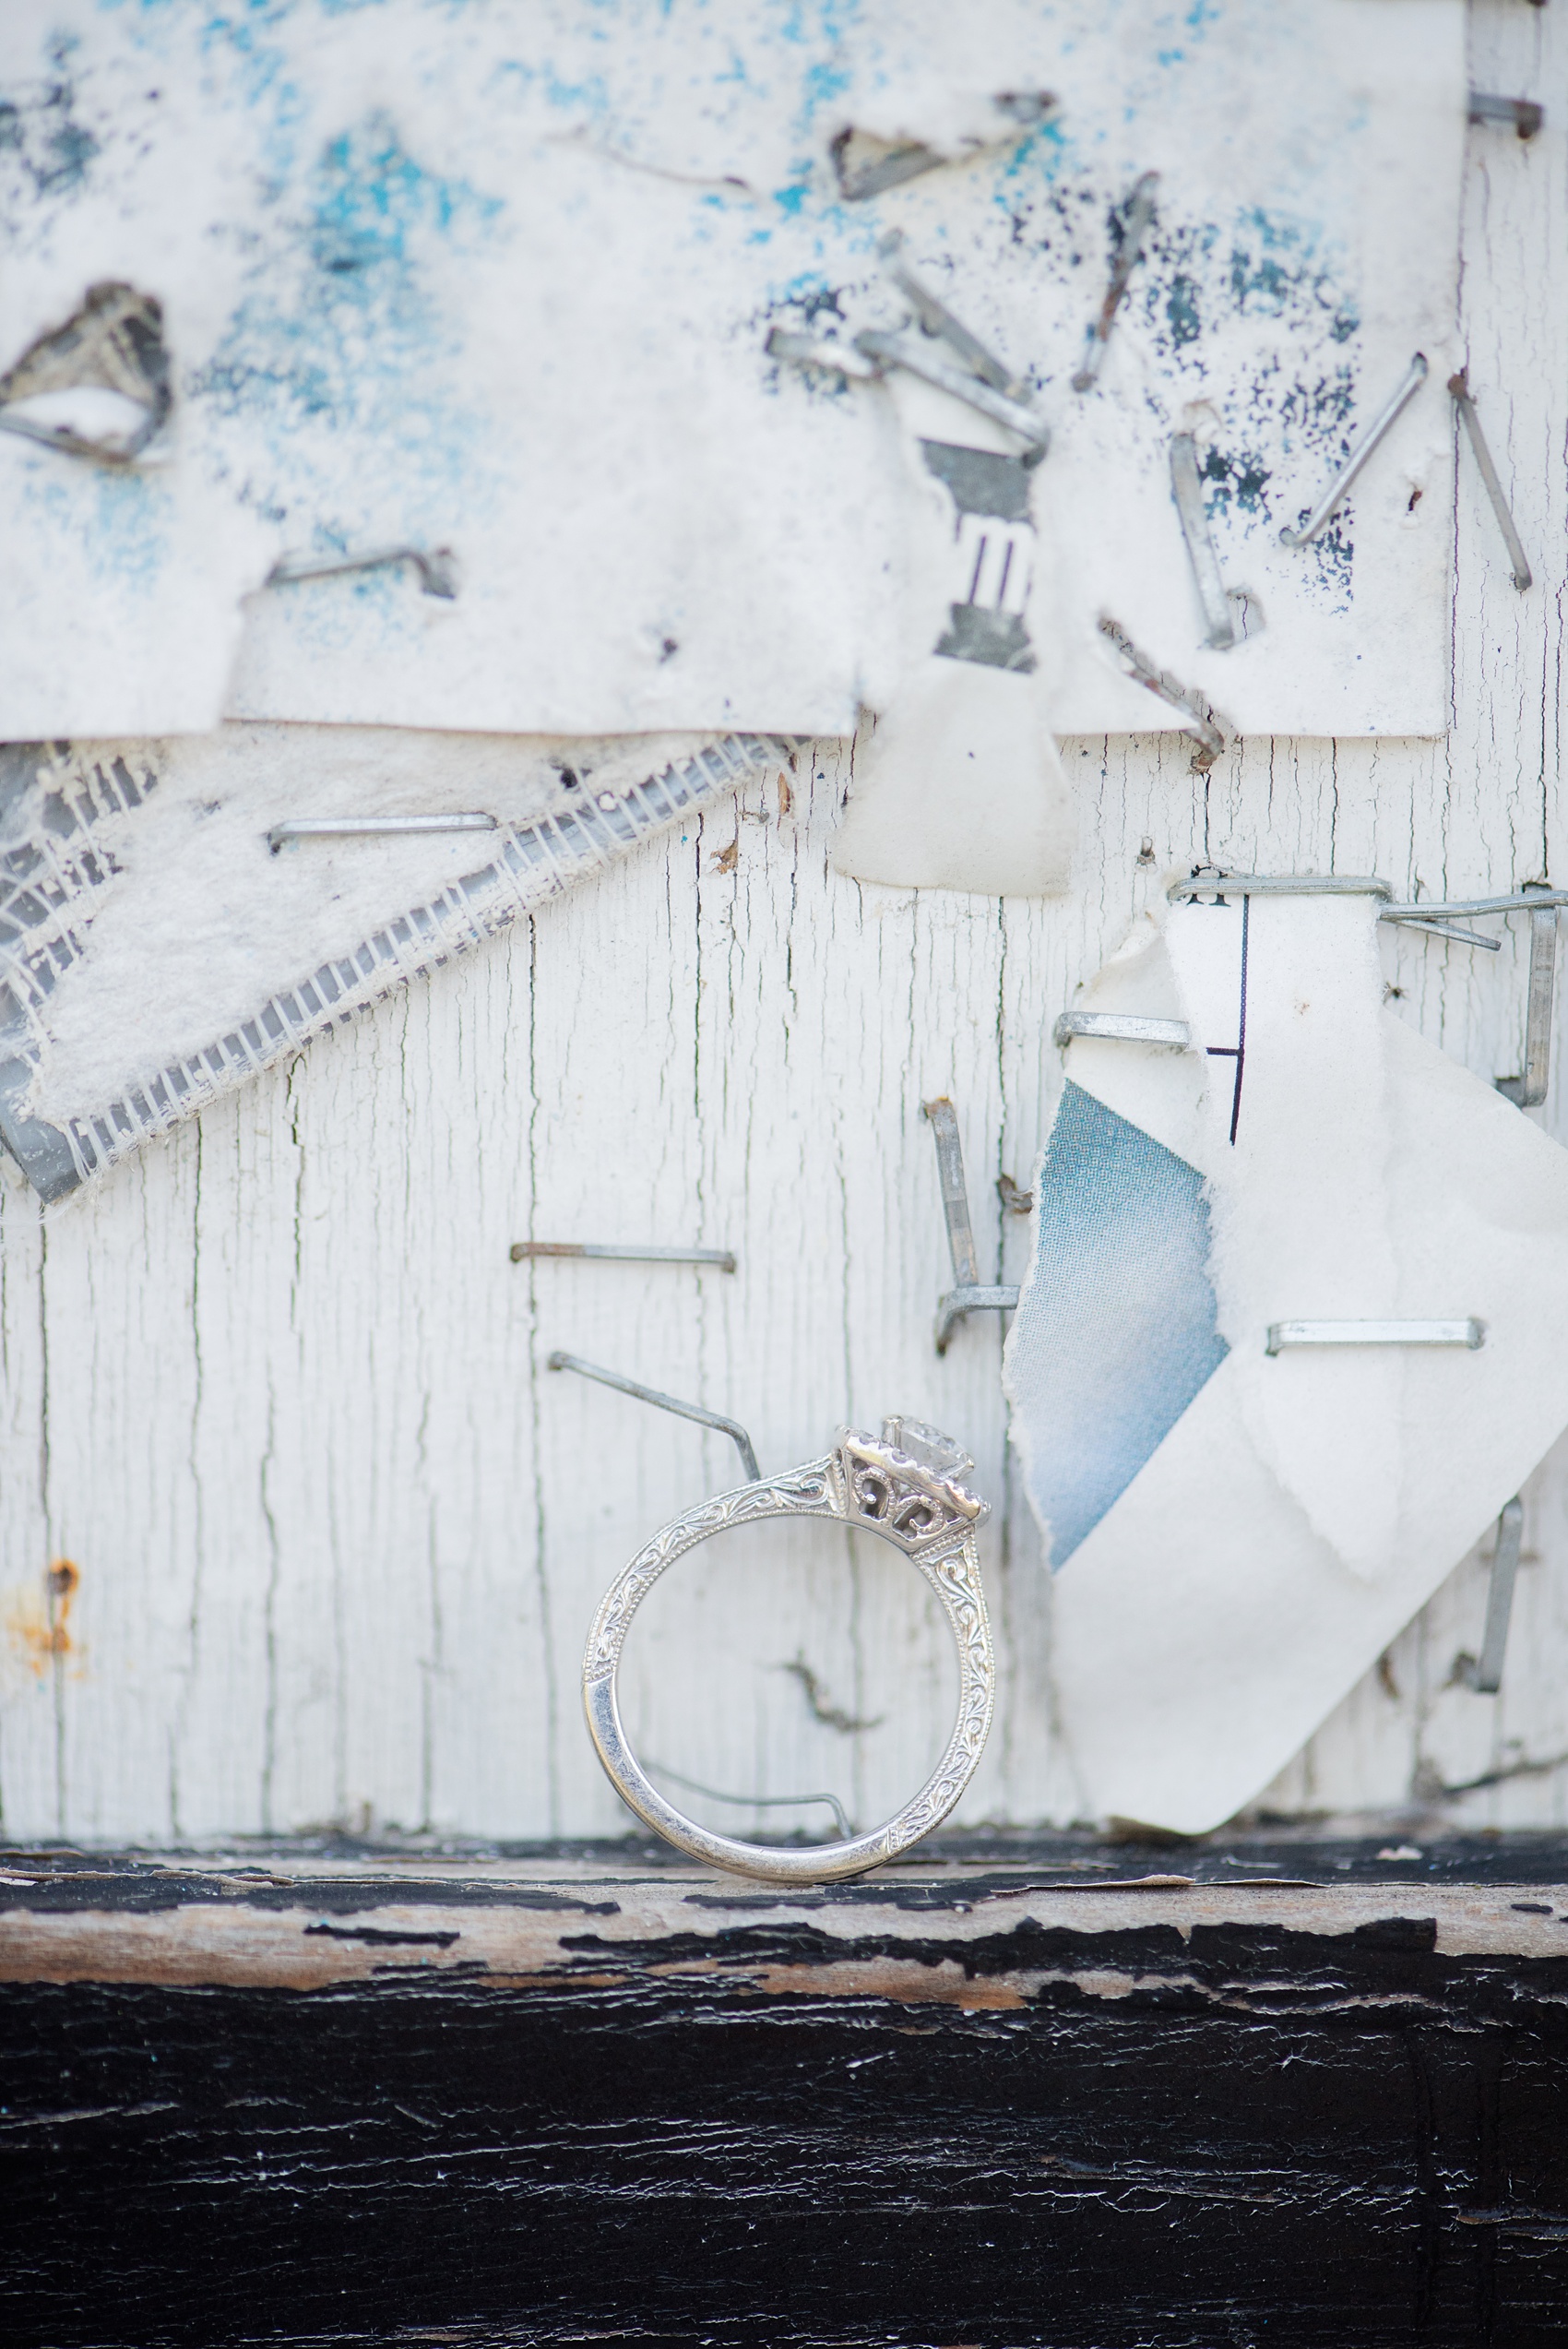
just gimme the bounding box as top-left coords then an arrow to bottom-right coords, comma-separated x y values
992,118 -> 1070,196
194,109 -> 502,524
0,30 -> 100,205
1228,205 -> 1351,325
21,459 -> 172,590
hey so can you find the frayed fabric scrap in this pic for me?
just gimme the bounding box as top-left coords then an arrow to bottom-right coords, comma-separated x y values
0,728 -> 784,1201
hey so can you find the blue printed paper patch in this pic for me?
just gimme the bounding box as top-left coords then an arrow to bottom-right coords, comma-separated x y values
1007,1083 -> 1229,1567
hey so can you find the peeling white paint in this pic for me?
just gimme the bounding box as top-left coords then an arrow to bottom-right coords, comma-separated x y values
0,0 -> 1559,1844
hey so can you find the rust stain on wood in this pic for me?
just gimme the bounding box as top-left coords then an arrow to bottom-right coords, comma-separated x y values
6,1560 -> 82,1673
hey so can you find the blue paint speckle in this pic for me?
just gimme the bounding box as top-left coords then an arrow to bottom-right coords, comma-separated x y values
19,455 -> 172,591
1166,274 -> 1200,346
194,110 -> 503,529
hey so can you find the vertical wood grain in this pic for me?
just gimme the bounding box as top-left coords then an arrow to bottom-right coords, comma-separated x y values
2,0 -> 1565,1840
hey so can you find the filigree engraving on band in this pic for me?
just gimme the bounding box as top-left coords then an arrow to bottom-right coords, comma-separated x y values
861,1538 -> 994,1860
583,1459 -> 837,1687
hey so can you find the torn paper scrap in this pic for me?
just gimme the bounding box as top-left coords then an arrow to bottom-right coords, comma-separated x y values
1025,0 -> 1466,736
0,1 -> 1463,742
1012,1082 -> 1229,1559
831,432 -> 1075,896
1004,889 -> 1568,1833
0,6 -> 919,739
766,0 -> 1466,739
831,662 -> 1074,898
0,727 -> 782,1201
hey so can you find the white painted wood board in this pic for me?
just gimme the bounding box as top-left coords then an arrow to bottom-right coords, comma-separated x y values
0,0 -> 1563,1845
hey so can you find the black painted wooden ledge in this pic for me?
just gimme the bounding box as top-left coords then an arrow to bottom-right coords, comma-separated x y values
4,1831 -> 1568,2347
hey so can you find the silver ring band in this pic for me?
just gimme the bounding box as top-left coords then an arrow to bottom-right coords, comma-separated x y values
582,1417 -> 994,1883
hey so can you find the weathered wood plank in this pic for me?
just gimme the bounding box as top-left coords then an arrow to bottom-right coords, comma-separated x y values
2,1 -> 1567,1842
3,1845 -> 1568,2347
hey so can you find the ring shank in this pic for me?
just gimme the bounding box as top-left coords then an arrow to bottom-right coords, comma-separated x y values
581,1449 -> 994,1883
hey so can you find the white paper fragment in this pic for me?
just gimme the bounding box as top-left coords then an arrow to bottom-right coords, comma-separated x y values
831,413 -> 1075,896
832,663 -> 1074,897
0,1 -> 1464,742
0,726 -> 783,1200
1004,892 -> 1568,1833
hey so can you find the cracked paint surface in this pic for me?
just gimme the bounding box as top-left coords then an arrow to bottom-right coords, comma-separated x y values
0,1 -> 1559,1845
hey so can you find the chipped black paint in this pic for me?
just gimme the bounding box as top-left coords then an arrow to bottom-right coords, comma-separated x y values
4,1843 -> 1568,2346
14,1829 -> 1568,1899
2,1860 -> 624,1919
